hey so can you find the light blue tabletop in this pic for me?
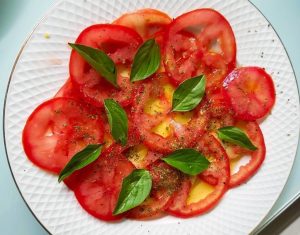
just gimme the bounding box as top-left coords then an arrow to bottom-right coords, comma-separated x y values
0,0 -> 299,234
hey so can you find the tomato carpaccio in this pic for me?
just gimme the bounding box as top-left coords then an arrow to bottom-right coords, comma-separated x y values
22,8 -> 274,222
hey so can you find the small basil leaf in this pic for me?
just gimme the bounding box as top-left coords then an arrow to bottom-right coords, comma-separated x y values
113,169 -> 152,215
104,99 -> 128,146
69,43 -> 118,88
58,144 -> 103,182
172,75 -> 206,112
217,126 -> 257,150
162,149 -> 210,176
130,39 -> 161,82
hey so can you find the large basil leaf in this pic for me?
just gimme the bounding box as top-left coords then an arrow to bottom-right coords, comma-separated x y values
217,126 -> 257,150
113,169 -> 152,215
162,148 -> 210,175
172,75 -> 206,112
130,39 -> 160,82
69,43 -> 118,87
58,144 -> 103,182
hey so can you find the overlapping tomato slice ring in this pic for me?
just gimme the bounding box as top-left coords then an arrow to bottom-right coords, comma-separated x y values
22,98 -> 104,173
166,133 -> 230,217
69,24 -> 143,107
164,9 -> 236,87
113,9 -> 172,40
132,73 -> 208,154
70,145 -> 135,221
225,121 -> 266,188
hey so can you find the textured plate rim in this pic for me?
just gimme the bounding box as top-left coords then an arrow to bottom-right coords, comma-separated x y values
2,0 -> 300,234
247,2 -> 300,233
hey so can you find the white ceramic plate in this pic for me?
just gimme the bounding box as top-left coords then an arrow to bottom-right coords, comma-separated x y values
4,0 -> 300,234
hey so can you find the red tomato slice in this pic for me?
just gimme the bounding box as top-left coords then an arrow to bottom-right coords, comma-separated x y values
22,98 -> 104,173
166,133 -> 229,217
69,24 -> 143,107
164,9 -> 236,85
227,121 -> 266,188
127,161 -> 183,219
72,145 -> 135,221
196,53 -> 230,93
54,78 -> 80,100
223,67 -> 275,121
132,73 -> 208,153
113,9 -> 172,40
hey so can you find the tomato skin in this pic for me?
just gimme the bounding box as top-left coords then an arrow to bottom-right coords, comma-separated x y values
69,24 -> 143,107
228,121 -> 266,188
223,67 -> 276,121
113,9 -> 172,40
126,161 -> 183,219
166,134 -> 229,217
164,8 -> 236,85
54,78 -> 81,100
22,98 -> 105,174
73,145 -> 135,221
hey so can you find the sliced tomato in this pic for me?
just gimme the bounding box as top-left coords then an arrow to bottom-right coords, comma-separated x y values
164,9 -> 236,85
113,9 -> 172,40
127,161 -> 183,219
196,53 -> 230,93
227,121 -> 266,188
22,98 -> 104,173
223,67 -> 275,120
54,78 -> 80,100
132,73 -> 208,153
69,24 -> 143,107
70,145 -> 135,221
201,89 -> 235,131
166,133 -> 229,217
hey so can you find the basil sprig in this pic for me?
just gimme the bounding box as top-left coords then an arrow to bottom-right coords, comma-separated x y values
162,149 -> 210,175
58,144 -> 103,182
104,99 -> 128,146
172,75 -> 206,112
69,43 -> 118,88
217,126 -> 257,150
130,39 -> 161,82
113,169 -> 152,215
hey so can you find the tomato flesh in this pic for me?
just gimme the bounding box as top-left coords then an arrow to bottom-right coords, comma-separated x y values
166,134 -> 229,217
113,9 -> 172,40
69,24 -> 143,107
223,67 -> 275,120
22,98 -> 104,173
73,145 -> 135,221
164,9 -> 236,85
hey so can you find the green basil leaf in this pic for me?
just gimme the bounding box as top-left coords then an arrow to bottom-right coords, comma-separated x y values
104,99 -> 128,146
130,39 -> 161,82
58,144 -> 103,182
162,148 -> 210,176
69,43 -> 118,88
113,169 -> 152,215
217,126 -> 257,150
172,75 -> 206,112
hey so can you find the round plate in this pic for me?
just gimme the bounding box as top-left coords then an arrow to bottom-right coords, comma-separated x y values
4,0 -> 300,234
